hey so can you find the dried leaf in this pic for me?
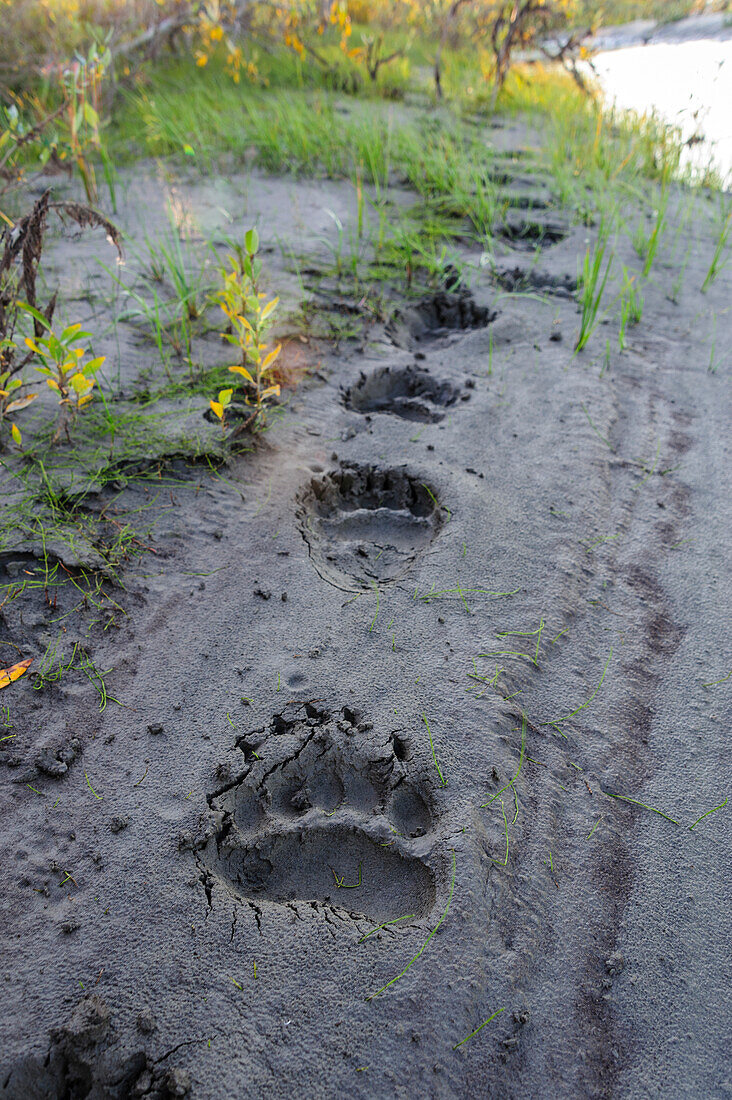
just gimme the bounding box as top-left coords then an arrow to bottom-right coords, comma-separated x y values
0,657 -> 32,690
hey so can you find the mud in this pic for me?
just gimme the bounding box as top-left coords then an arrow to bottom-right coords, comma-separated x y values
0,121 -> 730,1100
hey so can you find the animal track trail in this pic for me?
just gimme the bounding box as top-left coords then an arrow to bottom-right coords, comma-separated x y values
495,265 -> 577,299
499,214 -> 569,251
415,290 -> 496,334
203,704 -> 436,924
296,462 -> 444,592
343,364 -> 468,423
385,289 -> 498,349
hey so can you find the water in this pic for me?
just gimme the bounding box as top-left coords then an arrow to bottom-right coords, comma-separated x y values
589,36 -> 732,184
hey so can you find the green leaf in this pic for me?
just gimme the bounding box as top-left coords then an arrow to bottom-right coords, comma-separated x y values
16,301 -> 51,330
244,227 -> 259,255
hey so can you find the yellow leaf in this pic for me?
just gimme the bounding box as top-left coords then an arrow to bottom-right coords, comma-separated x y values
78,394 -> 94,408
210,400 -> 224,420
0,657 -> 32,690
262,344 -> 282,371
261,384 -> 281,399
70,372 -> 92,394
229,365 -> 254,383
5,394 -> 37,413
260,297 -> 279,321
11,422 -> 21,445
46,378 -> 61,392
24,338 -> 42,354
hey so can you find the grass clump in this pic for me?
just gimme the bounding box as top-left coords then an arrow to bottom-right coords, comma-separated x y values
575,225 -> 613,352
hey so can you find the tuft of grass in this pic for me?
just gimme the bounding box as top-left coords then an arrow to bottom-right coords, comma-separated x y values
618,267 -> 643,350
702,209 -> 732,293
575,226 -> 613,353
633,181 -> 669,278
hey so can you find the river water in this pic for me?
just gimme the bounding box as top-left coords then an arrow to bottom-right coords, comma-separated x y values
587,18 -> 732,185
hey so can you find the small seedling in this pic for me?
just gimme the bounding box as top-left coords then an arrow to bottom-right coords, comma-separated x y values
84,771 -> 102,800
481,716 -> 525,816
332,862 -> 362,888
604,790 -> 679,826
209,388 -> 233,434
219,228 -> 282,431
20,308 -> 104,442
358,913 -> 415,943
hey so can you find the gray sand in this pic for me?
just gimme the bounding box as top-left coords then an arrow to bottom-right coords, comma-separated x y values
1,136 -> 730,1099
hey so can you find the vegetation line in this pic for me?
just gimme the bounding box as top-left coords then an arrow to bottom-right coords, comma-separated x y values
481,715 -> 526,809
549,648 -> 613,733
688,797 -> 728,831
358,914 -> 415,944
84,771 -> 102,800
453,1007 -> 505,1051
604,791 -> 680,826
422,713 -> 447,787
